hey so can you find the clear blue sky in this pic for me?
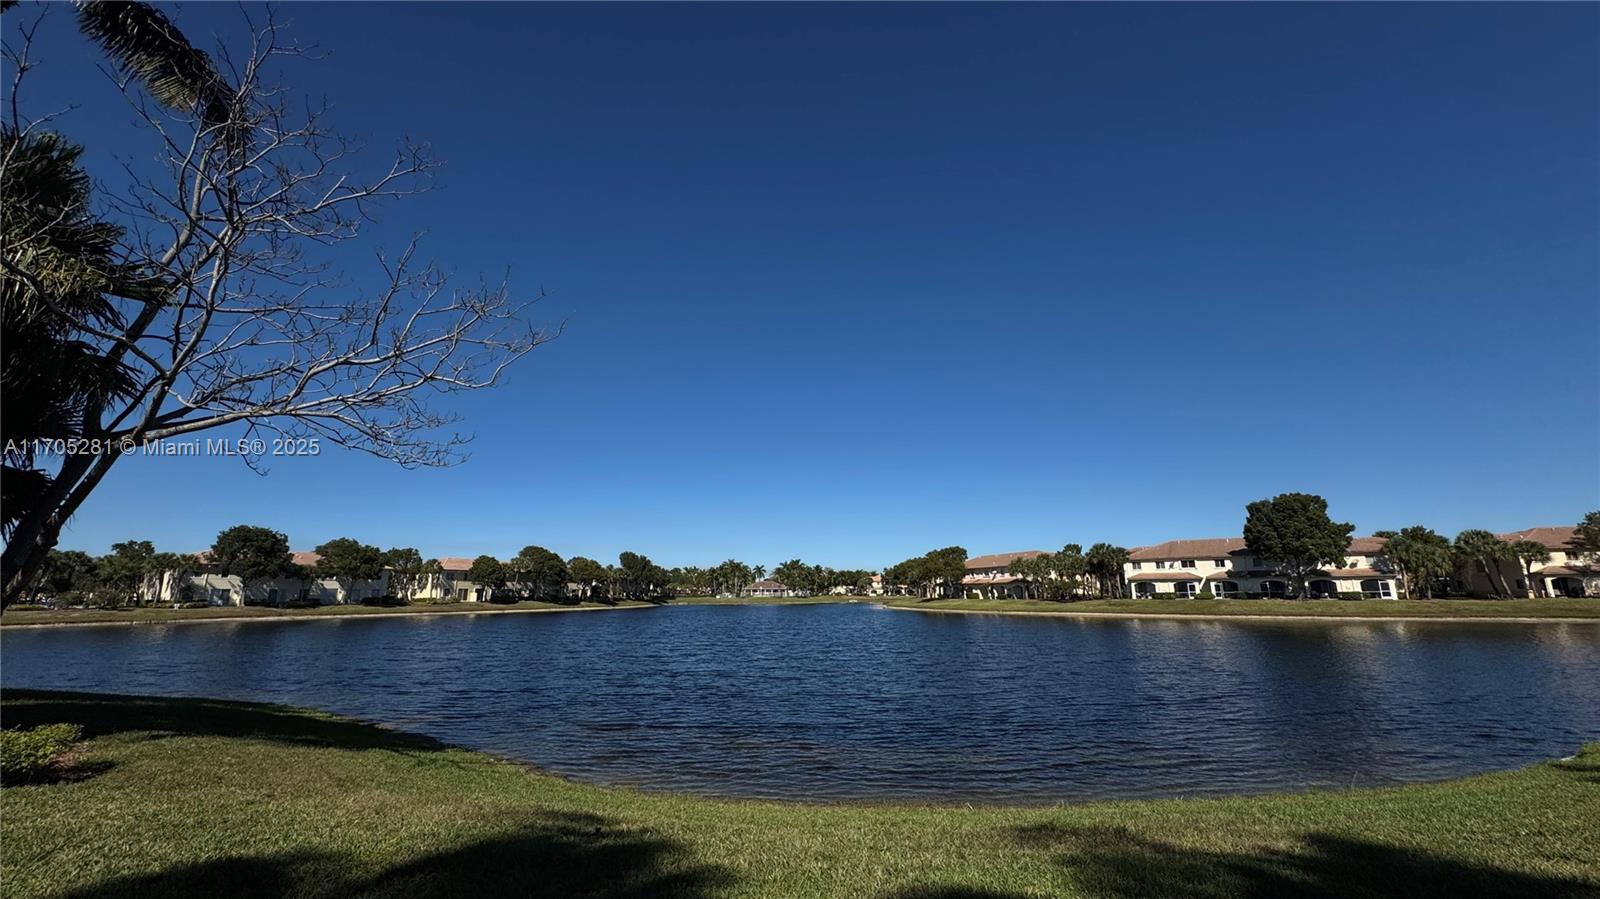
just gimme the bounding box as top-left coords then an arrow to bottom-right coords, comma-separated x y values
17,3 -> 1599,567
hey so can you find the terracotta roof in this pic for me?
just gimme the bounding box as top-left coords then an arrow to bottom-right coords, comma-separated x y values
1139,536 -> 1388,561
966,550 -> 1047,570
1497,526 -> 1581,552
1347,536 -> 1389,554
290,551 -> 322,568
1532,565 -> 1595,577
1130,538 -> 1245,561
1128,571 -> 1205,583
437,557 -> 476,572
747,579 -> 788,590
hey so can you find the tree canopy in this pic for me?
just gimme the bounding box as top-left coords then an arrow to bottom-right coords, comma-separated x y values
1242,493 -> 1354,598
210,526 -> 293,583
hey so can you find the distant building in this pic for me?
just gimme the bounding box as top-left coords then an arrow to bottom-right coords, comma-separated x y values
160,550 -> 390,607
742,579 -> 792,597
962,550 -> 1047,599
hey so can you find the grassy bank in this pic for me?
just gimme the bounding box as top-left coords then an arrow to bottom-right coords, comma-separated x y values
0,599 -> 648,628
881,596 -> 1600,620
2,691 -> 1596,898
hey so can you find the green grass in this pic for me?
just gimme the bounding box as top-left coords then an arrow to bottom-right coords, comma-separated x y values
0,599 -> 649,627
881,597 -> 1600,619
2,690 -> 1596,898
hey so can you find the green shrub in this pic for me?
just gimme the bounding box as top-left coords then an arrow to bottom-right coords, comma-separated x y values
1,723 -> 83,783
1194,590 -> 1216,600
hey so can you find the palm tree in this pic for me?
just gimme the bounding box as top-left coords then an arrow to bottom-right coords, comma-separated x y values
1,131 -> 142,535
72,1 -> 236,132
2,1 -> 239,600
1454,530 -> 1514,598
1509,540 -> 1550,598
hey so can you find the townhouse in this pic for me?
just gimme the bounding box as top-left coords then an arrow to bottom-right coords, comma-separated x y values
163,551 -> 390,607
961,550 -> 1047,599
1124,536 -> 1399,599
1461,526 -> 1597,598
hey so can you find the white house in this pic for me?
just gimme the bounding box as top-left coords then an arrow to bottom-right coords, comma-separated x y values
1124,536 -> 1400,599
162,550 -> 390,607
741,579 -> 793,597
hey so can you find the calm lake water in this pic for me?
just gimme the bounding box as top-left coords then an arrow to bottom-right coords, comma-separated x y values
4,603 -> 1599,802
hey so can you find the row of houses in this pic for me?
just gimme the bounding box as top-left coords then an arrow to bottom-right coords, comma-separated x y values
962,526 -> 1597,600
161,555 -> 493,607
158,524 -> 1595,608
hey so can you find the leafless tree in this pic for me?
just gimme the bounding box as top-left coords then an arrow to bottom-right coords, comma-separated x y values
1,9 -> 550,604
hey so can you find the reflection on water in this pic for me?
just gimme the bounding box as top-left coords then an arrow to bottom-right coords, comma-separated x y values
3,604 -> 1598,803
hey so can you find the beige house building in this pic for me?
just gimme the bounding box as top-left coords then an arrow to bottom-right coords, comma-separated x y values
961,550 -> 1047,598
408,557 -> 491,602
1461,526 -> 1597,598
742,579 -> 793,597
1125,536 -> 1399,599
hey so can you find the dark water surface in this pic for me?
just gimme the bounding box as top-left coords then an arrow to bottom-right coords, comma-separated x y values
4,603 -> 1599,802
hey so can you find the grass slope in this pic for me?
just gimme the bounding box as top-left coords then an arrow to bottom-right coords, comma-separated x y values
881,597 -> 1600,620
2,690 -> 1596,899
0,600 -> 648,627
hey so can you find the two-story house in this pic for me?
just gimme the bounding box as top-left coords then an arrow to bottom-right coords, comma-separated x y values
165,550 -> 391,607
1125,536 -> 1399,599
961,550 -> 1047,598
1467,526 -> 1596,598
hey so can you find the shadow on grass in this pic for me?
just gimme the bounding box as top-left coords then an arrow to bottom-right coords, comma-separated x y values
1009,823 -> 1596,899
1,689 -> 448,755
57,809 -> 732,899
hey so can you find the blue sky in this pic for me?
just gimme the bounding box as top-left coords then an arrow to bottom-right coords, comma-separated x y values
16,3 -> 1599,567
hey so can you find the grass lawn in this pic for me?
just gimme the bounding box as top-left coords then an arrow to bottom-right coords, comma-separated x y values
0,599 -> 649,628
881,596 -> 1600,620
1,691 -> 1596,899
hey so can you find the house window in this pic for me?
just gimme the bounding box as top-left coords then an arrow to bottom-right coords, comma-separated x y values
1181,560 -> 1196,568
1131,562 -> 1142,571
1155,561 -> 1167,569
1361,579 -> 1394,599
1213,580 -> 1240,598
1174,581 -> 1198,597
1260,580 -> 1287,598
1214,559 -> 1227,567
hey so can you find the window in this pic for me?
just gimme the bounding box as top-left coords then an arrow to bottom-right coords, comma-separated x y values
1155,561 -> 1167,569
1131,562 -> 1142,570
1214,559 -> 1227,567
1360,579 -> 1395,599
1214,581 -> 1239,598
1260,580 -> 1287,598
1181,560 -> 1196,568
1174,581 -> 1198,597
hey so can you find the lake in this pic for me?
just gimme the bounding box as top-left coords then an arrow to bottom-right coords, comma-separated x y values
4,603 -> 1598,803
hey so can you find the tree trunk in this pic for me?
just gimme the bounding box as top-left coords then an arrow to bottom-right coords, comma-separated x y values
2,450 -> 125,609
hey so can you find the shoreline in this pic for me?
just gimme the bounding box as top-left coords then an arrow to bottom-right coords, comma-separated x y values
0,602 -> 654,629
877,603 -> 1600,625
